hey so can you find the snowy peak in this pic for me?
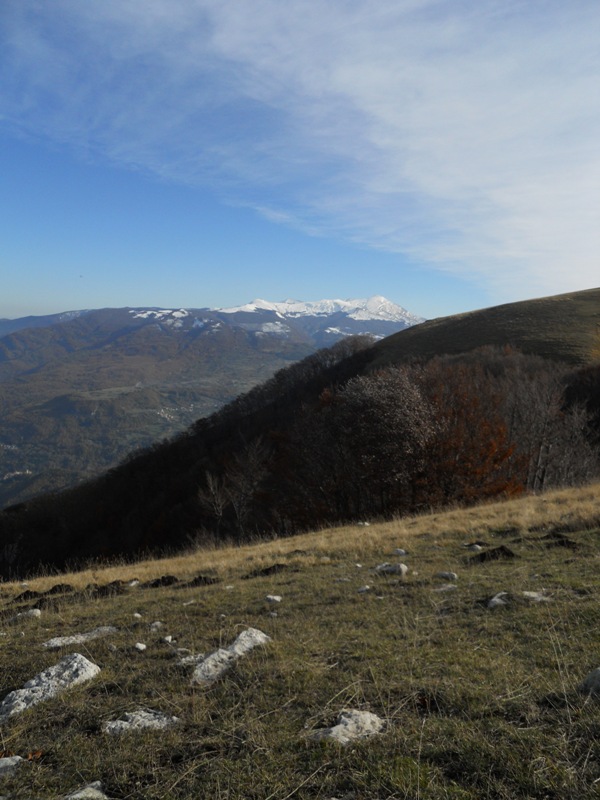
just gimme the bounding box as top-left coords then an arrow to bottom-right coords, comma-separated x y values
218,296 -> 423,326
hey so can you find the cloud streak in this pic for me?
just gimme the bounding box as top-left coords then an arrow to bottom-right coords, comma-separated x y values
2,0 -> 599,300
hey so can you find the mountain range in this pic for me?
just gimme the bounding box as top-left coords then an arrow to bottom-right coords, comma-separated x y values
0,296 -> 421,507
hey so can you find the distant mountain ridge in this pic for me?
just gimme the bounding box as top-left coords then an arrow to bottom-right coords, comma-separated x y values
0,295 -> 421,507
1,295 -> 422,343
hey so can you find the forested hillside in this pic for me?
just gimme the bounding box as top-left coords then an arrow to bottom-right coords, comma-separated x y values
1,331 -> 599,579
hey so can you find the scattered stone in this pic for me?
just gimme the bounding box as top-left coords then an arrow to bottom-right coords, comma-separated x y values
225,586 -> 234,591
435,571 -> 458,581
190,628 -> 271,686
265,595 -> 282,603
355,563 -> 363,568
42,626 -> 118,650
0,653 -> 100,722
178,652 -> 206,667
487,592 -> 510,609
134,643 -> 147,652
163,635 -> 173,644
433,584 -> 458,593
102,708 -> 180,735
580,667 -> 600,696
522,590 -> 551,602
127,579 -> 140,587
309,709 -> 384,744
0,755 -> 23,776
394,548 -> 407,556
183,599 -> 197,605
133,612 -> 142,619
149,621 -> 163,632
463,543 -> 483,551
375,562 -> 408,577
357,585 -> 371,593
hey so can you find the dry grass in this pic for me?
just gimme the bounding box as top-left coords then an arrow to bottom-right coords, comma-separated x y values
0,482 -> 599,798
10,481 -> 600,595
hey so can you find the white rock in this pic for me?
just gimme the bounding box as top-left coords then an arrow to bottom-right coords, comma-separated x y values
42,626 -> 118,650
128,579 -> 140,587
102,708 -> 180,735
487,592 -> 509,609
435,571 -> 458,582
150,621 -> 163,632
522,591 -> 551,602
134,642 -> 147,652
394,548 -> 407,556
464,543 -> 483,551
265,595 -> 282,603
433,584 -> 458,593
375,562 -> 408,577
0,653 -> 100,722
355,564 -> 363,568
178,652 -> 207,667
63,782 -> 109,799
163,635 -> 173,644
580,667 -> 600,696
190,628 -> 271,686
13,608 -> 41,622
357,585 -> 371,593
310,709 -> 384,744
133,612 -> 142,619
0,756 -> 23,776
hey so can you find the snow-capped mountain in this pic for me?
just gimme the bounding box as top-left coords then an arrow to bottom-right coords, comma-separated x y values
215,295 -> 424,346
219,295 -> 422,325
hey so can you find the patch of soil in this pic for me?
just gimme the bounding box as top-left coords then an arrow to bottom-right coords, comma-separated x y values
140,575 -> 180,588
241,563 -> 290,580
469,545 -> 517,563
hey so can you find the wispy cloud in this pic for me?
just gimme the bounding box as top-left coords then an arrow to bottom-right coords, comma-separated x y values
2,0 -> 599,299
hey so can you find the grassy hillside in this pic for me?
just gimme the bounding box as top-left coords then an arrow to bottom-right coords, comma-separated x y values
1,482 -> 600,798
368,287 -> 600,368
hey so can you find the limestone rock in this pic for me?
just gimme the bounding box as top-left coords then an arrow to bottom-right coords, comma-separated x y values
0,756 -> 23,776
0,653 -> 100,722
580,667 -> 600,696
43,626 -> 118,650
310,709 -> 384,744
190,628 -> 271,686
102,708 -> 180,734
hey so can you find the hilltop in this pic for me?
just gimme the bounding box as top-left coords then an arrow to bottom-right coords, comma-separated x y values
367,286 -> 600,368
0,482 -> 599,798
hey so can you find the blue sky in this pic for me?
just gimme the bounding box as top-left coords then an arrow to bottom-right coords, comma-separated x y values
2,1 -> 599,321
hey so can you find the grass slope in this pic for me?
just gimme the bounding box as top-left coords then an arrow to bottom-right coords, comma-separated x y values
369,287 -> 600,368
1,483 -> 600,798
